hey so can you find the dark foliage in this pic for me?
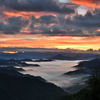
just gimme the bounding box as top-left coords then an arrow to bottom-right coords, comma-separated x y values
69,68 -> 100,100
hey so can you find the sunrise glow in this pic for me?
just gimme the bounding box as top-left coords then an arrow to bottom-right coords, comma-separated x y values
0,0 -> 100,51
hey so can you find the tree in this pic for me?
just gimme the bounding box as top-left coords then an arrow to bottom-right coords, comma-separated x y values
69,68 -> 100,100
88,68 -> 100,100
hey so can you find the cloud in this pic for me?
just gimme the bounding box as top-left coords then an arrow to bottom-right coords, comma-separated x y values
1,9 -> 100,37
0,16 -> 29,34
65,9 -> 100,36
0,0 -> 75,14
70,0 -> 100,8
66,11 -> 100,28
39,15 -> 58,25
27,14 -> 91,36
34,10 -> 100,36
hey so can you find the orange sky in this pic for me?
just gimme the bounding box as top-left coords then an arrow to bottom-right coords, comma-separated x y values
70,0 -> 100,8
0,35 -> 100,50
1,10 -> 57,19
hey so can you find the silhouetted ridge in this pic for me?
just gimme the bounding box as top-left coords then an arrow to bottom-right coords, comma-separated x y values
0,69 -> 68,100
62,58 -> 100,76
51,54 -> 74,60
33,59 -> 53,62
0,59 -> 40,67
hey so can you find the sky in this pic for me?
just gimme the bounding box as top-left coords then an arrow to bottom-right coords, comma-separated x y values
0,0 -> 100,50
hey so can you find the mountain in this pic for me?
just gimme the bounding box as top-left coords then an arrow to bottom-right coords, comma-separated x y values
51,54 -> 75,60
74,58 -> 100,69
33,59 -> 53,62
0,70 -> 68,100
0,52 -> 100,60
56,70 -> 100,100
62,58 -> 100,76
60,58 -> 100,94
0,59 -> 40,67
56,88 -> 98,100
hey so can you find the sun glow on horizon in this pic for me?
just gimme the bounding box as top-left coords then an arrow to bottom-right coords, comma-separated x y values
0,36 -> 100,50
3,51 -> 18,54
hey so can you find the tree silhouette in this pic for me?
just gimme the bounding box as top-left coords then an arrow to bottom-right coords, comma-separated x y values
88,68 -> 100,100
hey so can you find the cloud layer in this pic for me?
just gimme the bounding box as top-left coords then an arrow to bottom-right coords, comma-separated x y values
1,9 -> 100,37
0,0 -> 75,14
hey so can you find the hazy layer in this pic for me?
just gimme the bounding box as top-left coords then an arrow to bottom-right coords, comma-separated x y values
20,60 -> 88,88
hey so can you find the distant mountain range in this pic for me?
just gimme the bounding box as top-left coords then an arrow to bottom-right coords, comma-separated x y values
51,54 -> 100,60
51,54 -> 75,60
0,52 -> 100,60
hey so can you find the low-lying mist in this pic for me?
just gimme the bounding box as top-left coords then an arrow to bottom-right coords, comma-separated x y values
20,60 -> 89,88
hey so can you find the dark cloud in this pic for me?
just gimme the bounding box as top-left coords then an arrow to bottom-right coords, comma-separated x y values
0,0 -> 75,14
30,10 -> 100,36
66,10 -> 100,28
1,9 -> 100,37
65,9 -> 100,36
29,23 -> 87,36
39,15 -> 58,25
0,16 -> 29,34
27,15 -> 88,36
